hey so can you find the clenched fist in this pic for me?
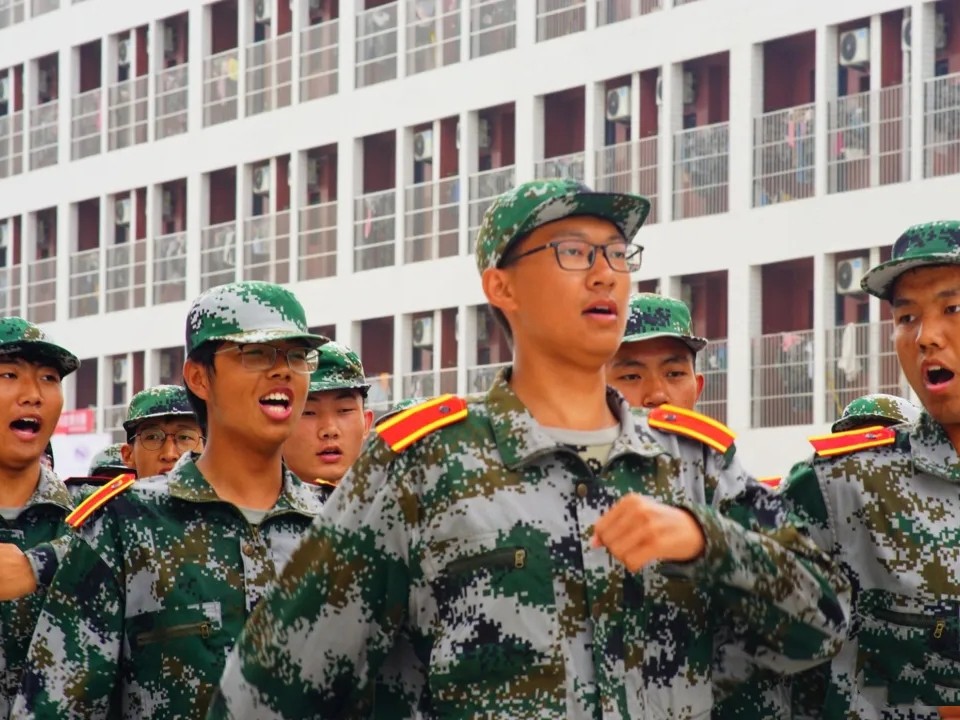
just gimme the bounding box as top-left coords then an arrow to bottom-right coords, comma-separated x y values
0,543 -> 37,600
591,493 -> 706,573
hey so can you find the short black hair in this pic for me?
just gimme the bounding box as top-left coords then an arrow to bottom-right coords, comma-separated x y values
183,341 -> 221,433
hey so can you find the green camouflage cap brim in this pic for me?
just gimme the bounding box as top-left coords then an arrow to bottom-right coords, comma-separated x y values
88,443 -> 128,476
122,384 -> 196,433
474,178 -> 650,274
831,393 -> 921,433
861,221 -> 960,299
308,341 -> 370,394
0,317 -> 80,377
621,293 -> 707,353
186,281 -> 328,354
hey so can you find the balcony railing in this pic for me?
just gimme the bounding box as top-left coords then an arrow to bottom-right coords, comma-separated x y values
69,247 -> 100,318
673,122 -> 729,221
751,329 -> 814,428
470,0 -> 516,58
243,212 -> 290,284
201,221 -> 237,291
246,33 -> 292,117
155,64 -> 189,140
300,19 -> 339,102
468,165 -> 514,252
108,76 -> 148,151
27,256 -> 56,323
401,368 -> 458,398
925,72 -> 960,179
153,231 -> 187,305
71,87 -> 101,160
0,264 -> 22,318
29,101 -> 58,170
0,0 -> 26,28
536,0 -> 586,42
104,241 -> 146,312
298,200 -> 337,280
203,49 -> 239,127
407,0 -> 461,75
753,103 -> 815,207
696,338 -> 727,424
828,85 -> 910,193
354,189 -> 396,272
824,320 -> 910,423
595,137 -> 659,223
596,0 -> 661,26
467,361 -> 509,394
0,112 -> 25,179
535,151 -> 585,182
356,2 -> 398,88
404,177 -> 459,263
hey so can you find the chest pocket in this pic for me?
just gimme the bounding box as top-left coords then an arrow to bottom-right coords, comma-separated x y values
858,595 -> 960,706
124,601 -> 241,714
420,532 -> 562,711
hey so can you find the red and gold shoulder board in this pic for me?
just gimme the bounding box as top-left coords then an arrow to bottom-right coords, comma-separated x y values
648,404 -> 736,454
376,394 -> 468,453
308,478 -> 338,490
808,425 -> 897,458
757,476 -> 782,490
65,473 -> 136,529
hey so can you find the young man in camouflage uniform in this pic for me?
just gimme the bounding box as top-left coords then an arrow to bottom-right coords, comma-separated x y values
282,341 -> 373,500
119,384 -> 204,479
11,281 -> 326,720
780,221 -> 960,718
209,179 -> 849,719
0,318 -> 79,716
606,292 -> 706,409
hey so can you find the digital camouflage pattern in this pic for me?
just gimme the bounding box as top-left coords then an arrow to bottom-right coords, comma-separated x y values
831,393 -> 921,433
185,281 -> 327,354
621,292 -> 708,353
782,411 -> 960,718
473,179 -> 651,273
0,466 -> 73,717
208,368 -> 849,720
861,220 -> 960,300
87,443 -> 127,477
121,384 -> 195,434
11,454 -> 321,720
0,317 -> 79,378
308,341 -> 369,394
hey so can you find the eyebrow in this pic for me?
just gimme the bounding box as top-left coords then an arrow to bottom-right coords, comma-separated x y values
613,355 -> 689,369
893,286 -> 960,307
550,229 -> 624,243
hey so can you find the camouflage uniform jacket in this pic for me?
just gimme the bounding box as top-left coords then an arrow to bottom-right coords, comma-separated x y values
781,412 -> 960,719
0,467 -> 72,718
11,455 -> 321,720
208,370 -> 849,720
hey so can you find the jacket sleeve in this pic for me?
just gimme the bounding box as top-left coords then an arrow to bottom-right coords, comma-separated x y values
24,532 -> 75,589
678,450 -> 850,675
11,533 -> 123,720
208,436 -> 414,720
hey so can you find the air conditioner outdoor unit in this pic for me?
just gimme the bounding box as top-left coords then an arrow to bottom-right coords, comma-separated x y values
413,130 -> 433,162
309,0 -> 323,10
118,38 -> 131,68
253,166 -> 271,195
682,70 -> 697,105
115,198 -> 132,226
162,189 -> 174,220
836,257 -> 869,294
306,157 -> 320,187
412,317 -> 434,348
37,69 -> 50,98
164,26 -> 177,56
112,357 -> 128,384
901,13 -> 948,52
606,86 -> 630,122
839,28 -> 870,67
254,0 -> 271,23
0,77 -> 10,103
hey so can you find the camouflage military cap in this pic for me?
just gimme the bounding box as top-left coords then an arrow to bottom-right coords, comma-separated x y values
831,393 -> 921,433
474,178 -> 650,273
88,443 -> 127,476
0,316 -> 79,377
622,293 -> 707,353
185,281 -> 328,355
121,384 -> 195,434
309,342 -> 369,394
861,220 -> 960,299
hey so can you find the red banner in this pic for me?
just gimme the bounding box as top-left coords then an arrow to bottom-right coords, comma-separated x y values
55,409 -> 95,435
